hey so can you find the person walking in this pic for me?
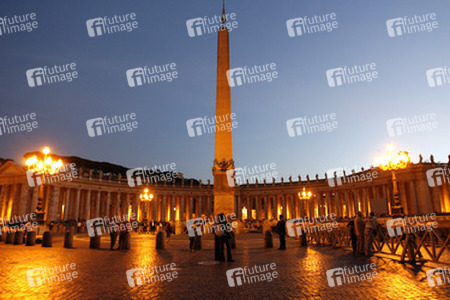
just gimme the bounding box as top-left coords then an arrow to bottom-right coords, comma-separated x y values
346,217 -> 357,254
109,221 -> 119,251
215,213 -> 234,262
355,212 -> 366,255
188,224 -> 196,252
276,215 -> 286,250
364,212 -> 380,256
165,222 -> 172,244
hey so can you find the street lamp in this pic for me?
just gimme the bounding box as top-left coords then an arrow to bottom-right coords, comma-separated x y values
25,146 -> 64,220
298,187 -> 313,218
25,146 -> 63,174
139,188 -> 154,201
375,143 -> 410,216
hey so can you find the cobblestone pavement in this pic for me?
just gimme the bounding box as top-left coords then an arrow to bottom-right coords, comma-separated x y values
1,232 -> 449,300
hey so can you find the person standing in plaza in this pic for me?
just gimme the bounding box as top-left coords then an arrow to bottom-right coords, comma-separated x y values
109,221 -> 119,251
276,215 -> 286,250
165,222 -> 172,244
364,212 -> 380,256
346,217 -> 357,254
214,213 -> 234,262
355,211 -> 366,255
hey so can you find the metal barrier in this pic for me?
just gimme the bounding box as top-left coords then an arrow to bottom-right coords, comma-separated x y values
303,222 -> 450,265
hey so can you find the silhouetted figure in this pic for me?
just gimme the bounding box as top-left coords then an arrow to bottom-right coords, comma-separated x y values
214,213 -> 234,262
109,221 -> 118,250
347,217 -> 357,254
277,215 -> 286,250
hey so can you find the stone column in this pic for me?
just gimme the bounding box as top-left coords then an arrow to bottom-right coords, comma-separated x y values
47,186 -> 60,221
255,196 -> 260,220
189,196 -> 193,220
264,195 -> 268,220
29,186 -> 39,215
105,192 -> 111,218
207,196 -> 212,219
95,191 -> 101,218
180,196 -> 186,221
162,195 -> 167,221
85,190 -> 91,220
198,196 -> 203,218
74,189 -> 81,221
64,189 -> 71,221
0,185 -> 7,218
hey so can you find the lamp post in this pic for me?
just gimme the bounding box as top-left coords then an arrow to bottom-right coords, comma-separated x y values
25,146 -> 64,220
375,143 -> 410,216
139,188 -> 153,220
25,146 -> 63,175
298,187 -> 312,218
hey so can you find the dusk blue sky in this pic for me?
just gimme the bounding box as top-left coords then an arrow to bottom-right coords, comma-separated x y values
1,0 -> 449,182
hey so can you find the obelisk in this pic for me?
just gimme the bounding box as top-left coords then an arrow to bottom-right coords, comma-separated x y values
212,2 -> 235,216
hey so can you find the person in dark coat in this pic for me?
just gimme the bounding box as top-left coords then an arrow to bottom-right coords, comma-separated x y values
276,215 -> 286,250
347,217 -> 357,254
214,213 -> 234,262
109,221 -> 119,250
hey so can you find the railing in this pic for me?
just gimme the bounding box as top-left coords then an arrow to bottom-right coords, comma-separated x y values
304,222 -> 450,265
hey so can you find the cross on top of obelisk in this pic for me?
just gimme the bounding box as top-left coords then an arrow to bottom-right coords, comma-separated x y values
221,0 -> 226,24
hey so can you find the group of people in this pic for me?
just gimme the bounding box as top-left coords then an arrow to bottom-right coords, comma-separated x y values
109,221 -> 132,251
187,213 -> 235,262
347,212 -> 381,256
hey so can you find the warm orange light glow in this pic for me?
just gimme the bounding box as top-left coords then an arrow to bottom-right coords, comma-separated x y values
25,146 -> 64,175
375,143 -> 410,171
242,206 -> 248,219
298,187 -> 312,200
139,189 -> 154,201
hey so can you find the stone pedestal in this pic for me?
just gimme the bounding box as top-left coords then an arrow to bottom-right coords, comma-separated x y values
89,236 -> 101,249
5,232 -> 14,244
156,231 -> 165,249
64,232 -> 73,248
42,232 -> 52,247
26,231 -> 37,246
14,231 -> 24,245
